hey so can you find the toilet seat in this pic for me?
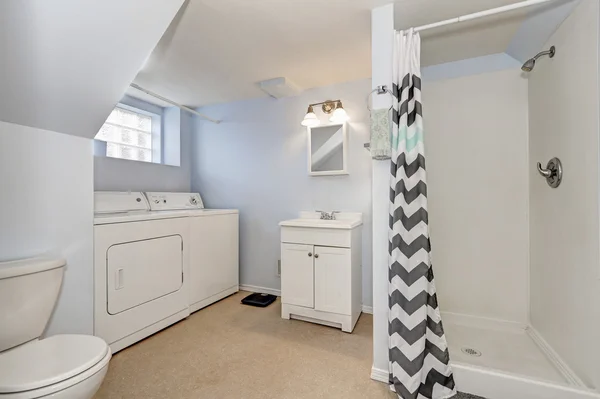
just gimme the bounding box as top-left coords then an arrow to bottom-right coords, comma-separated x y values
0,335 -> 111,398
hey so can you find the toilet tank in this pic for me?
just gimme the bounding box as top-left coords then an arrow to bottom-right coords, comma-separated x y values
0,257 -> 65,352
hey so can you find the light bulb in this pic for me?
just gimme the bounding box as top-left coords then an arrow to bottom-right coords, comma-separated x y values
301,106 -> 320,127
329,106 -> 349,123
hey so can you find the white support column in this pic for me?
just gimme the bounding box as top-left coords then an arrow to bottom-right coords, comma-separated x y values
371,3 -> 394,382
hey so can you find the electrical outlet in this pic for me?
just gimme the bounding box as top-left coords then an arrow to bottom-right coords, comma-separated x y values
277,260 -> 281,277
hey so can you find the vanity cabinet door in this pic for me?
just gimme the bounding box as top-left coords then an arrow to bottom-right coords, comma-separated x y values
281,243 -> 314,308
314,246 -> 351,315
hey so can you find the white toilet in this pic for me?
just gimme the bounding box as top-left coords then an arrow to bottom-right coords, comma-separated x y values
0,257 -> 111,398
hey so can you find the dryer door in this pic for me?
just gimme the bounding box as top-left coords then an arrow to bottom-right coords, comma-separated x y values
107,235 -> 183,315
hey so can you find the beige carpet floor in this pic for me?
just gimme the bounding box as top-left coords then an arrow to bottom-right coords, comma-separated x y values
94,291 -> 396,399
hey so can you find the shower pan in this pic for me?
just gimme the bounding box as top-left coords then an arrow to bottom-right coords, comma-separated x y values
440,314 -> 584,398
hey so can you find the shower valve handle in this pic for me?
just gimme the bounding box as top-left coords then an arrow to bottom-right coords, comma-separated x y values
536,157 -> 563,188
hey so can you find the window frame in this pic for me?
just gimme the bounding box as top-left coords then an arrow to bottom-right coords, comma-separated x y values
95,102 -> 163,164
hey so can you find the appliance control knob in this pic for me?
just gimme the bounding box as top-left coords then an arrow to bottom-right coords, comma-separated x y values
154,199 -> 160,204
190,197 -> 198,205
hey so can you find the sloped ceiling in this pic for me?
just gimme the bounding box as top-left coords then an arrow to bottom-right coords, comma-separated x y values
394,0 -> 580,66
395,0 -> 530,66
0,0 -> 185,139
131,0 -> 578,108
506,0 -> 581,62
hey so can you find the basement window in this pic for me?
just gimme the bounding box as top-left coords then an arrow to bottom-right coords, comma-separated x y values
94,104 -> 161,163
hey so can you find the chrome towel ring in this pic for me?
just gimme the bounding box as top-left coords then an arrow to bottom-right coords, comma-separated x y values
367,85 -> 394,111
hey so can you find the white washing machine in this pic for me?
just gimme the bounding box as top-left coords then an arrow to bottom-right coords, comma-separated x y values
93,191 -> 191,353
145,192 -> 239,313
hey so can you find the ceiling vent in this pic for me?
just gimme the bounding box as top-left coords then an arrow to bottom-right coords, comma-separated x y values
257,77 -> 302,99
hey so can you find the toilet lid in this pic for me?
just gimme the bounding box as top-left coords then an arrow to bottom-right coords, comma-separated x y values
0,335 -> 109,393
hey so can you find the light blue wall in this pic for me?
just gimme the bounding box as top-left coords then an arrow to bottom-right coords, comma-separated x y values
163,107 -> 182,167
0,120 -> 94,336
191,79 -> 374,306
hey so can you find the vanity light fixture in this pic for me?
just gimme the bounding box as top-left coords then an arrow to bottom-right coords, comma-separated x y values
301,105 -> 320,127
301,100 -> 349,127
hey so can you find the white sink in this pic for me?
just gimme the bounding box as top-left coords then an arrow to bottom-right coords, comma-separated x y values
279,212 -> 362,230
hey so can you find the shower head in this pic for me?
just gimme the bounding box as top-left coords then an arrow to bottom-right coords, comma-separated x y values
521,46 -> 556,72
521,59 -> 536,73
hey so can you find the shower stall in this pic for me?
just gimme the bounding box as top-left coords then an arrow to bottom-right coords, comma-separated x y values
371,1 -> 600,398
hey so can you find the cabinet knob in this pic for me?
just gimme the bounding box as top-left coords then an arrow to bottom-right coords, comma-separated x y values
308,252 -> 313,257
314,254 -> 319,259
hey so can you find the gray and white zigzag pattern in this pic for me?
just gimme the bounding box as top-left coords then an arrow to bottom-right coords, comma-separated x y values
389,69 -> 456,399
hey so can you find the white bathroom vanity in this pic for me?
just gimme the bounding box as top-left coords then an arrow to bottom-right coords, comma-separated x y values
279,212 -> 362,332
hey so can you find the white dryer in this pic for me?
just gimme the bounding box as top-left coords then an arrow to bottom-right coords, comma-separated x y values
145,192 -> 239,313
93,192 -> 190,353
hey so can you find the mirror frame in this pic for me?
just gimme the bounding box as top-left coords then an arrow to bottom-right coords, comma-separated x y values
307,122 -> 348,176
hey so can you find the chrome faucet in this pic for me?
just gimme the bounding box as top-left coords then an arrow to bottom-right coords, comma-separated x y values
317,210 -> 337,220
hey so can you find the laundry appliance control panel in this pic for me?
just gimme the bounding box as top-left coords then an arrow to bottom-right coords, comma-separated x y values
146,192 -> 205,211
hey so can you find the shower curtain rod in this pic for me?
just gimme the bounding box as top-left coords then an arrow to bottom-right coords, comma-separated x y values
129,83 -> 221,124
408,0 -> 558,33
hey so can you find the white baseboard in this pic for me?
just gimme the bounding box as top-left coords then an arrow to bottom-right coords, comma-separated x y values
526,326 -> 586,388
239,284 -> 281,297
240,285 -> 373,314
371,366 -> 388,384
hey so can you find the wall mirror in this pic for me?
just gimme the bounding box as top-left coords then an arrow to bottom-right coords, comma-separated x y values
308,123 -> 348,176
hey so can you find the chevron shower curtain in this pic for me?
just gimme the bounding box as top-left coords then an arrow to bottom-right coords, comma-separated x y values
388,29 -> 456,399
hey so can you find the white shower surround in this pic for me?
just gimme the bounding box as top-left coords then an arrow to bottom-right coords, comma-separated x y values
371,1 -> 600,398
528,0 -> 600,389
423,69 -> 530,325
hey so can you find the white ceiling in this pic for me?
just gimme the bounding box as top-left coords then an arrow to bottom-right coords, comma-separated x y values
133,0 -> 577,108
134,0 -> 373,107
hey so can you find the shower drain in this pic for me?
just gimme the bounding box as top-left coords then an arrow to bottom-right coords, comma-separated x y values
461,347 -> 482,357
